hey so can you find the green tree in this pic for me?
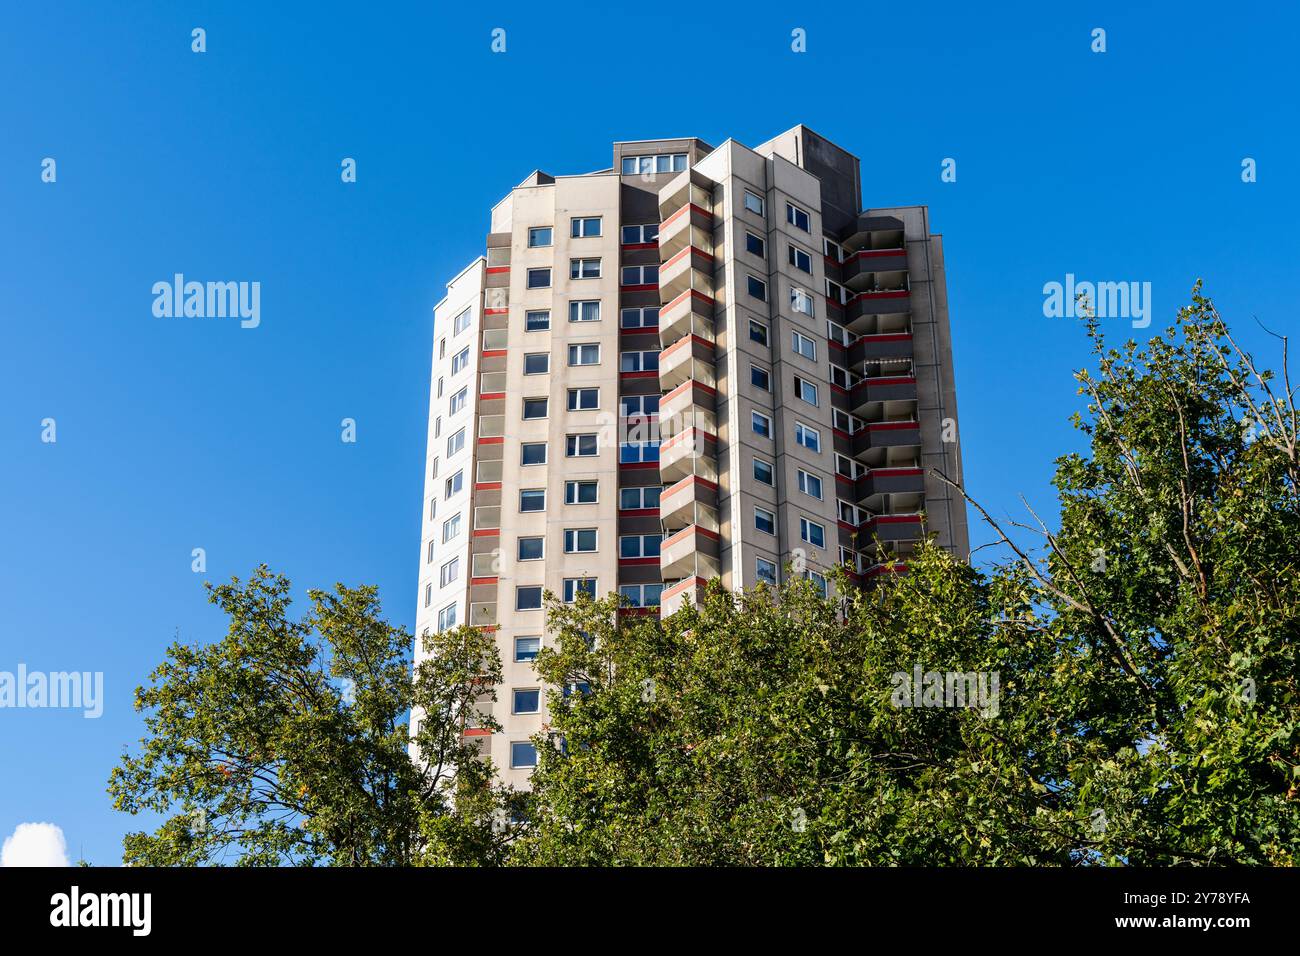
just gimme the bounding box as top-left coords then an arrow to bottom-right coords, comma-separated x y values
109,565 -> 513,865
514,287 -> 1298,865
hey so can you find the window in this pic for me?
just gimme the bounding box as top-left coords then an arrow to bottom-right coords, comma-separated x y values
564,528 -> 598,553
619,533 -> 661,558
449,386 -> 468,415
751,411 -> 772,438
621,223 -> 660,244
428,496 -> 436,520
568,343 -> 600,366
528,226 -> 552,248
569,300 -> 601,323
745,232 -> 766,258
619,441 -> 660,463
749,319 -> 769,346
565,480 -> 599,504
621,306 -> 659,328
754,457 -> 774,485
791,286 -> 815,317
441,512 -> 462,542
424,582 -> 432,607
562,578 -> 597,603
798,469 -> 824,499
569,258 -> 601,279
434,416 -> 442,439
519,489 -> 546,512
525,310 -> 551,332
621,264 -> 659,286
786,202 -> 810,231
751,365 -> 770,391
620,350 -> 659,372
619,583 -> 664,608
806,570 -> 828,598
836,454 -> 863,479
621,153 -> 687,174
620,394 -> 659,417
436,376 -> 444,398
444,470 -> 464,498
795,422 -> 822,453
510,741 -> 538,768
439,557 -> 460,587
526,268 -> 551,289
453,307 -> 472,335
522,398 -> 548,419
430,457 -> 439,479
426,539 -> 436,564
518,536 -> 544,561
515,586 -> 543,610
756,557 -> 778,586
792,331 -> 817,360
824,237 -> 843,262
566,433 -> 599,457
524,353 -> 549,375
755,508 -> 776,535
446,427 -> 465,457
520,442 -> 547,466
795,376 -> 819,406
437,603 -> 457,632
800,517 -> 827,549
619,485 -> 660,510
744,190 -> 765,216
826,279 -> 847,305
513,689 -> 541,714
747,275 -> 768,301
515,636 -> 541,662
830,365 -> 859,390
567,388 -> 599,411
570,216 -> 602,238
789,246 -> 812,273
839,499 -> 860,525
451,346 -> 471,375
833,409 -> 863,434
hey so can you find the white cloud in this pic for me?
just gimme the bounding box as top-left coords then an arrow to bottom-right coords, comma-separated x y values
1,822 -> 69,867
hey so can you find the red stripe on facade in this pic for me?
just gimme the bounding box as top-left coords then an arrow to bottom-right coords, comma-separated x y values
485,266 -> 510,275
618,508 -> 660,518
474,482 -> 502,491
621,242 -> 658,251
619,461 -> 660,470
471,529 -> 500,538
618,557 -> 660,567
483,308 -> 508,315
621,283 -> 658,293
478,436 -> 505,444
469,576 -> 499,586
482,349 -> 507,358
620,370 -> 659,380
480,391 -> 505,401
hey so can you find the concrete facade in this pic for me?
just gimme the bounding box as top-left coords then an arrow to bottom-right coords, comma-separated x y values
415,126 -> 968,787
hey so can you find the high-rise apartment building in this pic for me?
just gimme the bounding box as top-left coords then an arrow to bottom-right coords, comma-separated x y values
416,126 -> 968,785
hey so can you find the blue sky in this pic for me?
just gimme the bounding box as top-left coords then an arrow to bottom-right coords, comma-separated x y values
1,1 -> 1296,865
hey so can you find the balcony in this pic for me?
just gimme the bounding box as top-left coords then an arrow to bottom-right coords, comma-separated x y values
659,426 -> 718,484
841,215 -> 905,253
849,375 -> 918,416
659,379 -> 716,430
659,575 -> 709,616
861,513 -> 925,545
851,421 -> 922,462
845,288 -> 912,332
659,208 -> 714,261
849,332 -> 913,366
660,524 -> 721,580
658,333 -> 716,391
659,246 -> 715,302
841,248 -> 909,289
658,170 -> 714,224
659,288 -> 715,347
855,466 -> 925,503
659,474 -> 720,533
